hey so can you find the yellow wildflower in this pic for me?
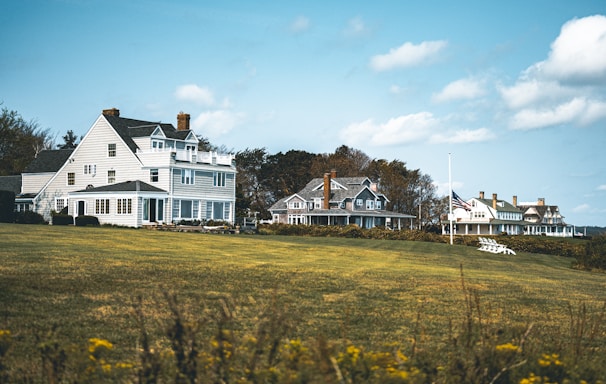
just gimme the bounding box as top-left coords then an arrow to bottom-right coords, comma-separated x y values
495,343 -> 519,352
88,338 -> 113,354
396,348 -> 408,363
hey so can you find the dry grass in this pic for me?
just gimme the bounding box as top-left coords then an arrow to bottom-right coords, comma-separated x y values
0,223 -> 605,378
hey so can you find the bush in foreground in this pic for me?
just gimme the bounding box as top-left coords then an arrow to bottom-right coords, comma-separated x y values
75,215 -> 100,227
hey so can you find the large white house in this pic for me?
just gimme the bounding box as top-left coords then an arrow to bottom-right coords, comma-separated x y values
15,108 -> 236,227
441,192 -> 574,237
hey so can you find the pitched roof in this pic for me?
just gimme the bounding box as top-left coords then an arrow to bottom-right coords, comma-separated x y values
269,177 -> 377,210
474,198 -> 522,213
103,115 -> 193,154
72,180 -> 167,193
297,177 -> 372,201
23,149 -> 74,173
0,175 -> 22,194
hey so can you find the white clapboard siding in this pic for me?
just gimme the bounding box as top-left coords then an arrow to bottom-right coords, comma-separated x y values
21,173 -> 54,194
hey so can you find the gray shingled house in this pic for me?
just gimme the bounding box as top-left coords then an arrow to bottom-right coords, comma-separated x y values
269,171 -> 415,229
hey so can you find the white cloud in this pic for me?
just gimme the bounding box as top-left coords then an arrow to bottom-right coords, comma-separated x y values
191,110 -> 244,138
510,97 -> 594,130
598,185 -> 606,191
430,128 -> 496,144
537,15 -> 606,84
433,77 -> 486,103
389,85 -> 402,94
339,112 -> 438,147
175,84 -> 215,106
290,15 -> 310,33
343,16 -> 369,37
572,203 -> 591,213
499,16 -> 606,131
370,40 -> 447,71
498,79 -> 574,110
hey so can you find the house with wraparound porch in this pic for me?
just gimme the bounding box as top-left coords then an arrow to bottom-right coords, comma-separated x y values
269,171 -> 415,229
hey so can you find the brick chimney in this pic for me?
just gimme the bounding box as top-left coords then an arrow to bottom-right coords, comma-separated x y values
323,173 -> 331,210
479,191 -> 484,199
177,112 -> 190,131
102,108 -> 120,117
330,169 -> 337,178
538,198 -> 545,206
513,195 -> 517,207
492,193 -> 497,209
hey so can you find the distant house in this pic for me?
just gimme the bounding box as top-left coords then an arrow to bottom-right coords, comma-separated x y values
14,108 -> 236,227
518,198 -> 574,237
269,171 -> 415,229
441,192 -> 526,235
441,192 -> 575,237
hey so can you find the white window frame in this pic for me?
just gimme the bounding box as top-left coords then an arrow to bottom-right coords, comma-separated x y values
289,201 -> 302,209
55,198 -> 68,212
117,198 -> 132,215
356,199 -> 363,207
95,199 -> 110,215
83,164 -> 96,175
108,143 -> 116,157
181,169 -> 195,185
376,200 -> 381,209
107,170 -> 116,184
150,169 -> 159,182
366,200 -> 375,210
151,140 -> 164,151
213,171 -> 226,187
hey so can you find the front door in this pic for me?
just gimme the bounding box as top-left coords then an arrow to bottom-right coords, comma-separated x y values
77,201 -> 86,216
149,198 -> 157,222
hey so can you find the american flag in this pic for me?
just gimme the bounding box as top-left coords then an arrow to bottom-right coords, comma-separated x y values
452,191 -> 472,211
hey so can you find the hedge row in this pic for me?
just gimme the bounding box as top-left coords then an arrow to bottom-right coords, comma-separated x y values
258,224 -> 589,259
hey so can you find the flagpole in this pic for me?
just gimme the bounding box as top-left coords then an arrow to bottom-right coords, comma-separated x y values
449,153 -> 453,245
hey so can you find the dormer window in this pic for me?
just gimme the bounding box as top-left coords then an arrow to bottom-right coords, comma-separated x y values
366,200 -> 375,210
152,140 -> 164,151
376,200 -> 382,209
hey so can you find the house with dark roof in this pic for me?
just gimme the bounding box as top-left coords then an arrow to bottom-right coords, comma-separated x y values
269,170 -> 415,229
18,108 -> 236,227
441,192 -> 526,235
517,198 -> 574,237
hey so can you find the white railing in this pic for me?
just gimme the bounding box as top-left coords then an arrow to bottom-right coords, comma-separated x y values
137,148 -> 234,166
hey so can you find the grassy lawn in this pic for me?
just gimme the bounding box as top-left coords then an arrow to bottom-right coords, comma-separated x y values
0,223 -> 605,381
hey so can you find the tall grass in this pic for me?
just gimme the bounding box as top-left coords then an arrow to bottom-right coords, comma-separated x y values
0,224 -> 605,382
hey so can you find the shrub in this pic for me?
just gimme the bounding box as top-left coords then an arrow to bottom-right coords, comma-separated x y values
574,234 -> 606,270
52,214 -> 73,226
0,190 -> 15,223
14,210 -> 47,224
75,215 -> 100,227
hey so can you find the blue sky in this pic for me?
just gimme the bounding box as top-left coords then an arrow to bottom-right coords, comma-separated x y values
2,0 -> 605,226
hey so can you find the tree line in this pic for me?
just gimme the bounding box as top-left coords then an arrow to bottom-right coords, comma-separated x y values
0,106 -> 447,229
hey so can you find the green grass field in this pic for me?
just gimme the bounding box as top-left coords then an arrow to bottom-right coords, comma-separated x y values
1,223 -> 605,382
